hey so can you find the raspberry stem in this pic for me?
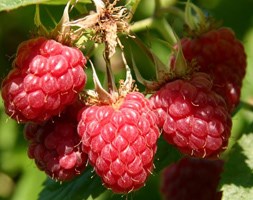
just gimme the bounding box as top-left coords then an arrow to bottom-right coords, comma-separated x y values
104,50 -> 118,95
34,5 -> 49,37
154,18 -> 177,44
125,0 -> 141,21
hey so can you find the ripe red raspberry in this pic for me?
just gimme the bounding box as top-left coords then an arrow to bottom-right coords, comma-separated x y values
160,157 -> 224,200
77,92 -> 160,193
1,37 -> 87,123
24,102 -> 88,181
171,28 -> 246,112
150,72 -> 232,158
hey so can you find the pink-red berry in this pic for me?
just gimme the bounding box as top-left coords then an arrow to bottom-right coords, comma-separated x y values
171,28 -> 246,112
1,37 -> 87,123
160,157 -> 224,200
78,92 -> 160,193
150,72 -> 232,158
24,102 -> 88,181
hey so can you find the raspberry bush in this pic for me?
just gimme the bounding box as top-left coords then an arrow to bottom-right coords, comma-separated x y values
0,0 -> 253,200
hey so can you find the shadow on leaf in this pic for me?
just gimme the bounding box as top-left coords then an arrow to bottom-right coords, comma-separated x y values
39,165 -> 106,200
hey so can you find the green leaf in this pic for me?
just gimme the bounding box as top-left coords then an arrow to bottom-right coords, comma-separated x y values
0,0 -> 91,12
39,166 -> 106,200
221,133 -> 253,200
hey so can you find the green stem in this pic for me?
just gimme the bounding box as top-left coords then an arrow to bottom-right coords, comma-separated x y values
130,17 -> 154,32
160,6 -> 185,20
104,50 -> 118,95
125,0 -> 141,21
154,18 -> 177,44
155,19 -> 188,77
154,0 -> 162,17
130,17 -> 177,45
34,5 -> 49,37
234,101 -> 253,114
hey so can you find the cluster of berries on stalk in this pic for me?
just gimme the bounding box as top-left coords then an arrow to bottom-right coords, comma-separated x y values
153,3 -> 246,199
0,0 -> 247,197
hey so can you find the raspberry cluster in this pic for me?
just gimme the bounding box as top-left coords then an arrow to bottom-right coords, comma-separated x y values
149,27 -> 246,159
0,1 -> 247,196
0,35 -> 161,193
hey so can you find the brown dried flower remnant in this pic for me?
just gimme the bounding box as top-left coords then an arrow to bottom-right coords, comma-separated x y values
67,0 -> 131,58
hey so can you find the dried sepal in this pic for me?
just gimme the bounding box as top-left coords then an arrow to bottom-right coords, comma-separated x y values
118,39 -> 135,97
51,1 -> 72,44
88,59 -> 117,104
184,1 -> 222,37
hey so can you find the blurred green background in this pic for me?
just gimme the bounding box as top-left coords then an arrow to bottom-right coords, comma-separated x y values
1,0 -> 253,199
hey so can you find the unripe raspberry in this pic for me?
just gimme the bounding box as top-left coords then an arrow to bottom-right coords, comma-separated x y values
161,157 -> 224,200
1,37 -> 87,123
24,102 -> 88,181
78,92 -> 160,193
171,28 -> 246,112
150,72 -> 232,158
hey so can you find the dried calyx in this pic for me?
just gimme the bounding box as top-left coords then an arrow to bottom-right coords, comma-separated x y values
34,2 -> 74,45
64,0 -> 135,106
66,0 -> 131,58
85,49 -> 136,107
131,2 -> 219,92
183,1 -> 222,37
131,33 -> 190,92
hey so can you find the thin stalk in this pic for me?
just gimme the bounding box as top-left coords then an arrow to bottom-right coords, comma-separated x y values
154,18 -> 177,45
130,17 -> 177,45
160,6 -> 185,20
130,17 -> 154,32
154,0 -> 162,17
103,48 -> 118,95
34,5 -> 49,37
125,0 -> 141,21
232,101 -> 253,116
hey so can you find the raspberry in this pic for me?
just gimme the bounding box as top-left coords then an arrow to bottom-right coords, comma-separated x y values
160,157 -> 224,200
77,92 -> 160,193
24,101 -> 88,181
171,28 -> 246,112
150,72 -> 232,158
1,37 -> 87,123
